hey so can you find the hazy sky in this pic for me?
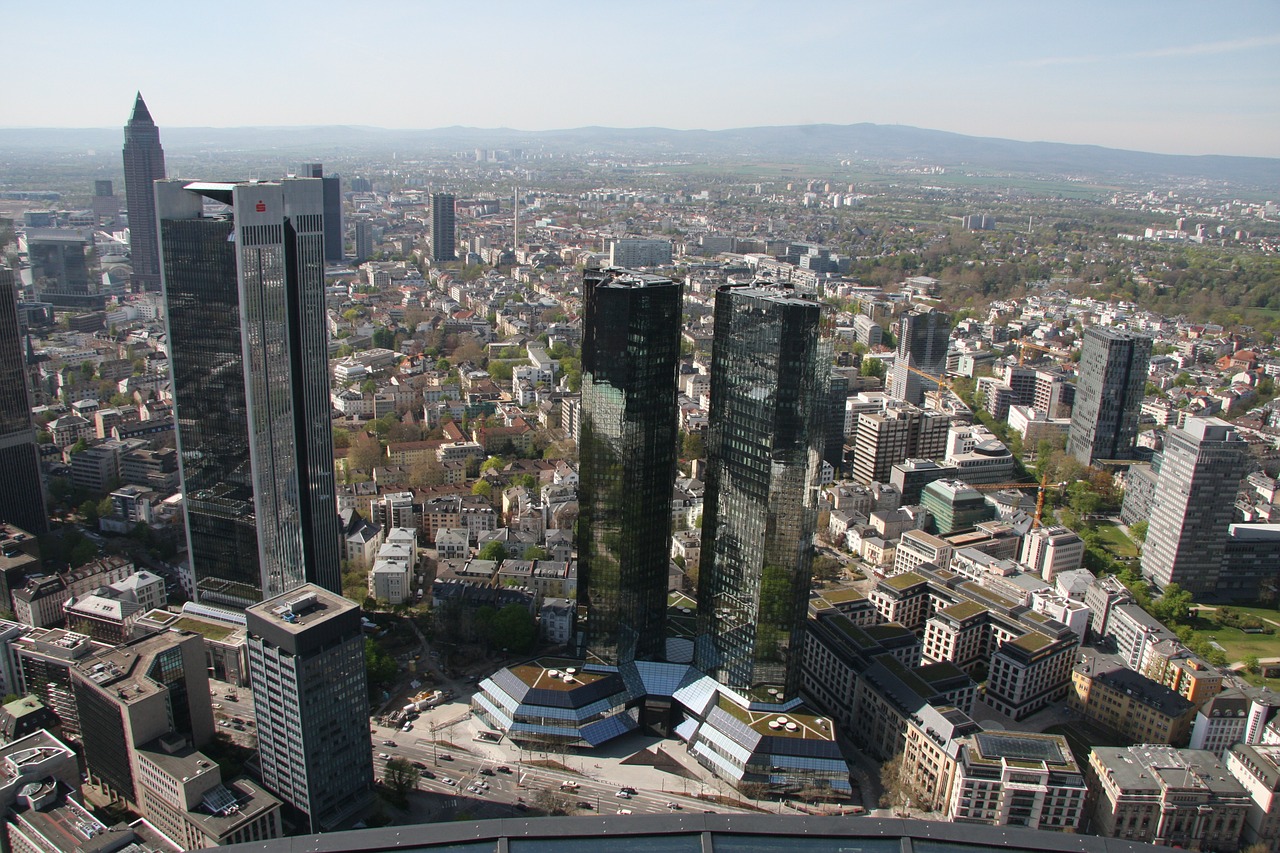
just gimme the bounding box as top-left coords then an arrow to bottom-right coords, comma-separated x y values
9,0 -> 1278,158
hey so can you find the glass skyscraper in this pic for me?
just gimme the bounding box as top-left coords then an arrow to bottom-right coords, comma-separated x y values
0,265 -> 48,534
696,283 -> 832,697
578,268 -> 682,666
1068,326 -> 1152,465
888,308 -> 951,404
158,179 -> 340,608
430,192 -> 457,262
122,93 -> 166,291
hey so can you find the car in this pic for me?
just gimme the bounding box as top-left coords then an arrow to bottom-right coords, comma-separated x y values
616,808 -> 632,815
401,722 -> 413,731
559,781 -> 579,790
442,777 -> 456,786
577,801 -> 593,809
382,740 -> 397,746
411,761 -> 428,770
467,785 -> 480,793
614,791 -> 631,799
479,768 -> 494,776
212,702 -> 222,709
496,766 -> 512,774
620,786 -> 637,795
377,752 -> 390,760
439,753 -> 453,761
666,802 -> 681,810
477,781 -> 489,789
420,770 -> 435,779
218,720 -> 230,727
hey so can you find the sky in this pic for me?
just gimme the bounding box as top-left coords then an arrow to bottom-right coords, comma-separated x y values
7,0 -> 1279,158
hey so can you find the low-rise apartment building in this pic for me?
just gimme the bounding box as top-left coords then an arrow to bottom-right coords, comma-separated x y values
1071,650 -> 1197,746
948,730 -> 1086,831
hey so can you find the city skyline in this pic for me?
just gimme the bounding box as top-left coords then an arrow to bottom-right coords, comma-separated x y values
3,1 -> 1277,158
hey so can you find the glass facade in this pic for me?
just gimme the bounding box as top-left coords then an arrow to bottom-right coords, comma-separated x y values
697,284 -> 832,696
159,180 -> 340,609
0,266 -> 47,534
1067,327 -> 1151,465
578,269 -> 682,666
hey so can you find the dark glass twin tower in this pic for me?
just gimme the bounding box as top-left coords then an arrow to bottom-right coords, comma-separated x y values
157,180 -> 340,608
578,271 -> 832,696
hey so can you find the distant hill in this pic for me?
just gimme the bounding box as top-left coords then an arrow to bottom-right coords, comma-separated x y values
1,122 -> 1276,190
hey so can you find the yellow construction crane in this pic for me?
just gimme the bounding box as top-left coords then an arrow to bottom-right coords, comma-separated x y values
965,473 -> 1052,527
1015,339 -> 1072,365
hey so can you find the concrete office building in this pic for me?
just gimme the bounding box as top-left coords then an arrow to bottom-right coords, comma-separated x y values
1141,418 -> 1248,598
246,586 -> 372,833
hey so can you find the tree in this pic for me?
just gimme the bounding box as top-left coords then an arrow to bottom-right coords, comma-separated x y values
332,427 -> 352,450
80,499 -> 101,525
480,456 -> 505,473
477,540 -> 507,562
878,754 -> 912,813
409,455 -> 446,488
491,603 -> 536,653
371,328 -> 395,350
811,553 -> 842,582
1244,655 -> 1262,675
383,757 -> 420,804
472,480 -> 493,498
1151,582 -> 1195,626
522,545 -> 549,561
682,431 -> 705,460
360,379 -> 378,395
364,638 -> 397,692
348,431 -> 385,472
1129,520 -> 1148,544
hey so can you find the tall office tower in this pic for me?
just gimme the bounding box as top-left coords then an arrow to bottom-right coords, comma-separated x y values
122,92 -> 166,291
157,179 -> 340,609
72,630 -> 214,804
430,192 -> 457,262
300,164 -> 343,263
353,218 -> 373,263
824,368 -> 850,474
697,283 -> 832,695
246,586 -> 372,833
1141,418 -> 1247,597
889,308 -> 951,404
0,267 -> 48,534
92,180 -> 119,227
578,268 -> 682,666
1068,327 -> 1152,465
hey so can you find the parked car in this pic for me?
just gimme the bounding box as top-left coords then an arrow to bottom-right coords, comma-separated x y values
577,801 -> 593,809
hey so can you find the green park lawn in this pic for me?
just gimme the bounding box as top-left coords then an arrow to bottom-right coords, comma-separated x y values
1185,614 -> 1280,665
1092,523 -> 1139,559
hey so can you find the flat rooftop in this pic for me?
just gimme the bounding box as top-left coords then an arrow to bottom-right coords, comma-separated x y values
717,695 -> 836,741
506,658 -> 610,693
